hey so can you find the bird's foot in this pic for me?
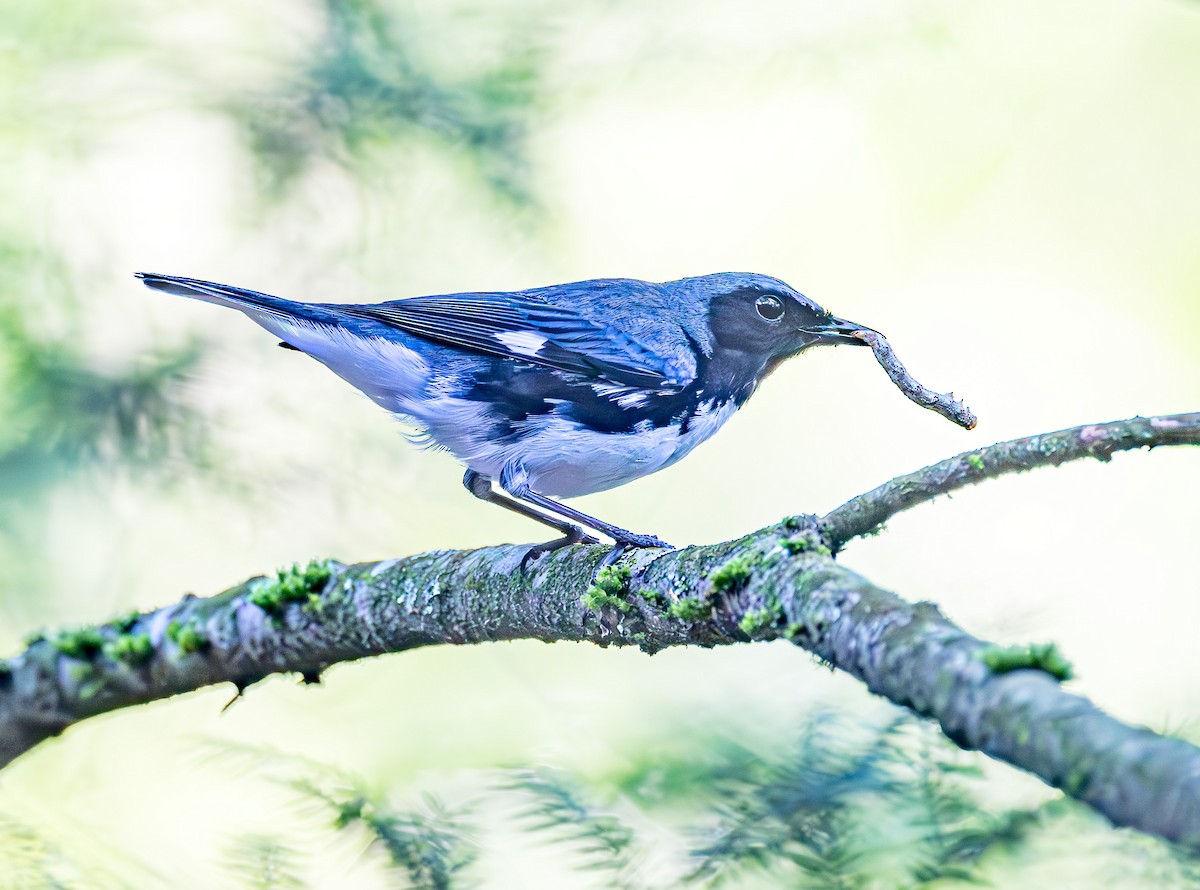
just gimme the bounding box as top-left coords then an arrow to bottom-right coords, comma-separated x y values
519,525 -> 600,572
613,530 -> 673,549
596,531 -> 674,572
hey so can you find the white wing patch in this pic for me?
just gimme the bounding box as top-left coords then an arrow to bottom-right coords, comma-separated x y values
495,330 -> 547,357
590,381 -> 650,409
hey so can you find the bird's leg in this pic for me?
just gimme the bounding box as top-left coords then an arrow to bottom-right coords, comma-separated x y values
497,463 -> 673,567
464,469 -> 594,539
463,470 -> 599,567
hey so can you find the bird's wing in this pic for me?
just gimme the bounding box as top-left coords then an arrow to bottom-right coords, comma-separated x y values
340,294 -> 694,389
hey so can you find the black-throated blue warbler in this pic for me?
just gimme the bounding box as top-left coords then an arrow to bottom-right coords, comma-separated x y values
137,271 -> 874,564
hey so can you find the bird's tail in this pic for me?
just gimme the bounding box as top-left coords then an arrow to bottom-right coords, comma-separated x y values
135,272 -> 306,321
135,272 -> 432,414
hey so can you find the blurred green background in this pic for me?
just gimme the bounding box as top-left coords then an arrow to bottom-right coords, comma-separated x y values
1,0 -> 1198,886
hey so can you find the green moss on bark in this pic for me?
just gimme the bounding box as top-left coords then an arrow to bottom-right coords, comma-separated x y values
50,628 -> 106,660
979,642 -> 1073,681
248,559 -> 335,614
739,607 -> 775,636
104,633 -> 153,665
582,564 -> 633,613
166,619 -> 209,654
782,536 -> 831,557
667,598 -> 711,622
709,555 -> 754,593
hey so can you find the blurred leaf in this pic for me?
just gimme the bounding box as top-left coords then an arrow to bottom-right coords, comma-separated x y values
681,713 -> 1054,888
0,810 -> 163,890
686,713 -> 895,887
607,735 -> 766,810
0,814 -> 83,890
230,0 -> 541,204
505,767 -> 649,890
298,776 -> 476,890
223,834 -> 307,890
0,299 -> 205,506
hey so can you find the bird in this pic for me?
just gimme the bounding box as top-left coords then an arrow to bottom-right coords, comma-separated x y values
137,271 -> 871,566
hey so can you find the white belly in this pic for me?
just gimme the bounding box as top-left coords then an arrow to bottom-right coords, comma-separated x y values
414,398 -> 739,498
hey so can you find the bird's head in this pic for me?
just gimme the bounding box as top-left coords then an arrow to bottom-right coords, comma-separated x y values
682,273 -> 872,378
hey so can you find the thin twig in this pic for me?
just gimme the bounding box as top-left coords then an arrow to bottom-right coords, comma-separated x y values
819,412 -> 1200,549
855,329 -> 977,430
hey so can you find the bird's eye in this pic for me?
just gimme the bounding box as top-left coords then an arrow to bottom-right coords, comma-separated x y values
755,295 -> 784,321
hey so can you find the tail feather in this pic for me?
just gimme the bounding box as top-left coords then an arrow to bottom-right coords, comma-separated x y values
135,272 -> 303,320
134,272 -> 434,411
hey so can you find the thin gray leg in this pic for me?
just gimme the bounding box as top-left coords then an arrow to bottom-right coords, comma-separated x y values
463,470 -> 599,566
497,463 -> 672,558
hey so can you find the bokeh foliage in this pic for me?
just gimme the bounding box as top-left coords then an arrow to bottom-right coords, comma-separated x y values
230,0 -> 541,204
0,299 -> 201,507
193,714 -> 1200,889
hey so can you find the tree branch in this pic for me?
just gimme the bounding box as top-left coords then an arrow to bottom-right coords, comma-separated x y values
820,412 -> 1200,550
1,412 -> 1198,848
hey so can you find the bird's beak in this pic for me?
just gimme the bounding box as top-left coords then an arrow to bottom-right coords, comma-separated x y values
803,315 -> 875,346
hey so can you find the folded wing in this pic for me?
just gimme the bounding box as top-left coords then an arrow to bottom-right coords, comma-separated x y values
138,272 -> 697,390
341,293 -> 695,389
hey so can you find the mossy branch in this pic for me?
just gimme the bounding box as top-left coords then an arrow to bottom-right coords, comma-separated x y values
1,412 -> 1198,849
819,412 -> 1200,550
